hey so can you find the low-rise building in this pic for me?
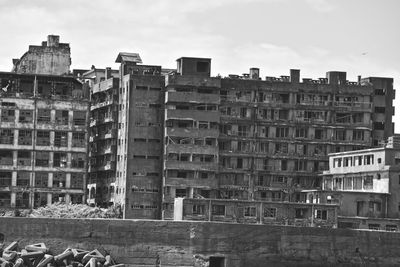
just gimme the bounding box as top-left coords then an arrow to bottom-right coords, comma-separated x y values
174,198 -> 338,228
307,135 -> 400,230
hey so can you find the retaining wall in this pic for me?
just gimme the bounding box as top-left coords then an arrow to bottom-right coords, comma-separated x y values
1,217 -> 400,266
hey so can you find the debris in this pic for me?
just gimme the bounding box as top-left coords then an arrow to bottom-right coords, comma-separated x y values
1,242 -> 124,267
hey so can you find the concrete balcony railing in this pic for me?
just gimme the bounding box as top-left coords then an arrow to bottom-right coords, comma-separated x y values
165,75 -> 221,88
164,177 -> 218,188
92,78 -> 115,94
166,127 -> 219,138
90,100 -> 114,111
165,160 -> 218,171
166,91 -> 220,104
166,144 -> 218,155
165,109 -> 220,122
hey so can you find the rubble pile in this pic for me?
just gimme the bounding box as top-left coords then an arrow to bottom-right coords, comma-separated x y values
29,203 -> 121,219
0,242 -> 124,267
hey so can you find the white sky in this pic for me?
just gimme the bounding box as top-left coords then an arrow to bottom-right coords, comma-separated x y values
0,0 -> 399,132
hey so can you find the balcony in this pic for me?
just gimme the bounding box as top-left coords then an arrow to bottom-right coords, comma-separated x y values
166,91 -> 220,104
165,109 -> 220,122
165,75 -> 221,88
92,78 -> 115,94
164,177 -> 218,188
90,100 -> 114,111
166,127 -> 219,138
166,144 -> 218,155
165,160 -> 218,171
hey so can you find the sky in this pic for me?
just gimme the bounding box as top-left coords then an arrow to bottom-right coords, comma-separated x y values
0,0 -> 399,132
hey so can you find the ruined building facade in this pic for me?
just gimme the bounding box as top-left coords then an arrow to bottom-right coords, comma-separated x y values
0,72 -> 90,209
12,35 -> 71,76
100,55 -> 394,220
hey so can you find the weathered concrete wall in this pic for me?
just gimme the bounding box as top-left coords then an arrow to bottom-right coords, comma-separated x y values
1,218 -> 400,266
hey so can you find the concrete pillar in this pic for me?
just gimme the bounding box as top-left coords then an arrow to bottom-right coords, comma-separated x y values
48,172 -> 53,187
10,192 -> 16,208
65,194 -> 71,204
11,171 -> 17,186
66,173 -> 71,188
47,193 -> 52,205
189,187 -> 194,198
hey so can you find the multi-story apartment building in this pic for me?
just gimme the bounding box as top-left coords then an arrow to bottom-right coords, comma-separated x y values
163,57 -> 221,219
83,67 -> 119,207
0,72 -> 90,209
361,77 -> 395,146
115,53 -> 165,219
86,54 -> 395,220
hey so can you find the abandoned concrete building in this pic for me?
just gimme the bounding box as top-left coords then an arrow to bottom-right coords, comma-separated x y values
174,198 -> 338,228
91,54 -> 395,221
81,67 -> 119,207
308,135 -> 400,231
0,72 -> 90,209
12,35 -> 71,76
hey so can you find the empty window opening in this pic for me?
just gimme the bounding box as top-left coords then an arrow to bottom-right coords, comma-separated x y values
0,129 -> 14,144
19,110 -> 33,123
36,131 -> 50,146
73,111 -> 86,126
55,110 -> 69,125
37,109 -> 51,123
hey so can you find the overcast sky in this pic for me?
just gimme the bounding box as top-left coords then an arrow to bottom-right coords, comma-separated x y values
0,0 -> 399,132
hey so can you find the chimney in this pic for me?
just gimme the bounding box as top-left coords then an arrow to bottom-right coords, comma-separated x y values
290,69 -> 300,83
47,35 -> 60,47
250,68 -> 260,80
105,67 -> 112,79
358,75 -> 361,85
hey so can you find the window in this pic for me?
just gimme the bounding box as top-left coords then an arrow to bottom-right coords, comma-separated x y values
333,158 -> 342,168
0,150 -> 13,165
0,129 -> 14,144
16,172 -> 30,187
192,205 -> 205,215
295,128 -> 307,138
70,173 -> 84,189
272,176 -> 287,184
53,173 -> 66,188
374,107 -> 385,113
53,152 -> 67,168
18,130 -> 32,145
373,122 -> 384,130
315,209 -> 328,220
73,111 -> 86,126
385,225 -> 397,232
36,131 -> 50,146
364,155 -> 374,165
54,132 -> 68,147
37,109 -> 51,123
276,127 -> 288,138
35,172 -> 48,188
35,151 -> 49,167
244,206 -> 256,217
369,201 -> 381,212
72,132 -> 85,147
212,205 -> 225,216
0,172 -> 12,187
352,130 -> 364,141
343,157 -> 353,167
264,208 -> 277,218
71,153 -> 86,168
368,224 -> 380,230
295,208 -> 307,219
1,109 -> 15,122
17,151 -> 31,166
19,110 -> 33,123
55,110 -> 69,125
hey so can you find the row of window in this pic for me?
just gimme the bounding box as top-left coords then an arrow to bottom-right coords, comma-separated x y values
333,154 -> 377,168
0,171 -> 84,189
190,204 -> 329,220
0,109 -> 86,125
0,150 -> 86,168
0,129 -> 85,147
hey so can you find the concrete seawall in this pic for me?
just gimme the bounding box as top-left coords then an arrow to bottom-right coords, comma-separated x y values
1,217 -> 400,266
